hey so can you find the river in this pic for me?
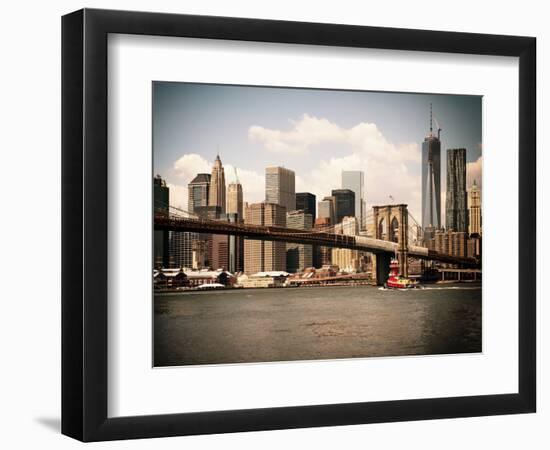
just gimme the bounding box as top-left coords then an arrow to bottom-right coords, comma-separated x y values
154,284 -> 481,367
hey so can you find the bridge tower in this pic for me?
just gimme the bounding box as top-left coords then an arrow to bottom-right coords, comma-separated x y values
372,204 -> 409,284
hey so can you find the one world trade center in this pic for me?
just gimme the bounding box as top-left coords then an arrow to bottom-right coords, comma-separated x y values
421,104 -> 441,241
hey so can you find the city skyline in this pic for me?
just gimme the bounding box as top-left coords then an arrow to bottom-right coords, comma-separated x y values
153,82 -> 482,222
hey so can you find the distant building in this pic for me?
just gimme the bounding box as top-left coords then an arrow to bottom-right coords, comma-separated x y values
208,155 -> 226,213
244,202 -> 287,274
153,268 -> 236,289
194,205 -> 222,220
295,192 -> 316,222
313,217 -> 332,268
187,173 -> 211,214
331,216 -> 361,272
153,175 -> 170,268
331,248 -> 361,273
318,196 -> 336,225
286,210 -> 313,273
331,189 -> 355,223
265,166 -> 295,212
432,229 -> 469,258
224,212 -> 243,273
342,171 -> 365,229
169,231 -> 196,269
446,148 -> 468,232
422,104 -> 442,237
227,179 -> 244,219
469,179 -> 482,235
237,272 -> 288,288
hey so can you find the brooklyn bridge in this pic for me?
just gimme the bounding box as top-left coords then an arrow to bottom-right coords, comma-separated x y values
154,203 -> 480,285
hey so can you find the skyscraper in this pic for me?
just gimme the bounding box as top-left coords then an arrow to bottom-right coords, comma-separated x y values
265,166 -> 295,212
187,173 -> 210,214
227,177 -> 244,219
295,192 -> 316,222
169,231 -> 196,268
153,175 -> 170,267
208,154 -> 226,213
422,104 -> 442,236
286,210 -> 313,273
318,196 -> 336,225
342,171 -> 365,229
446,148 -> 468,232
331,189 -> 355,223
244,203 -> 286,274
469,179 -> 482,235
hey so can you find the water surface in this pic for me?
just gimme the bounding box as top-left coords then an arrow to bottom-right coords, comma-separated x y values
154,284 -> 481,366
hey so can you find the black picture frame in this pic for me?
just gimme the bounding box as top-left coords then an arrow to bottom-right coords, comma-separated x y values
62,8 -> 536,442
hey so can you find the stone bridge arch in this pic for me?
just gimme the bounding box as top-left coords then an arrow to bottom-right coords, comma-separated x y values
372,204 -> 409,283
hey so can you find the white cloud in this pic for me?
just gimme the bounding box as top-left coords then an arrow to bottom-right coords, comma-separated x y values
258,114 -> 422,220
467,156 -> 483,189
249,115 -> 345,155
166,183 -> 187,210
173,153 -> 211,180
168,153 -> 212,210
166,154 -> 266,210
225,164 -> 265,205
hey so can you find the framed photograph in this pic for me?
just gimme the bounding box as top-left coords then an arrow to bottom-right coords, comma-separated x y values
62,8 -> 536,441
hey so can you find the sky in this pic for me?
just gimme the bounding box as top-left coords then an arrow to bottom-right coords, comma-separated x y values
153,82 -> 482,222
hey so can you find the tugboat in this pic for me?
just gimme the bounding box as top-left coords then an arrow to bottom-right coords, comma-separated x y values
384,259 -> 419,289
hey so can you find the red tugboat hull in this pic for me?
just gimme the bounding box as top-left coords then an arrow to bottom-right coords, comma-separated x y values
384,259 -> 420,289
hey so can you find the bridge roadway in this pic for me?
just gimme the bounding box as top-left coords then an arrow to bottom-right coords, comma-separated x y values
154,214 -> 480,267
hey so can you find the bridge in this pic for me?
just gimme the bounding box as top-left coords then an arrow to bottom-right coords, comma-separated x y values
154,202 -> 480,285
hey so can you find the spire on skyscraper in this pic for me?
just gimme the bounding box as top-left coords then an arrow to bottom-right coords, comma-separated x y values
430,102 -> 433,135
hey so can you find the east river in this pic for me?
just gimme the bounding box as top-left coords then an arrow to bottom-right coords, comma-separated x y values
154,284 -> 481,367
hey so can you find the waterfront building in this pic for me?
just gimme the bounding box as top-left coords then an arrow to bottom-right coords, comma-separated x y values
244,202 -> 287,274
342,171 -> 365,229
208,154 -> 226,213
422,104 -> 442,237
153,175 -> 170,268
295,192 -> 316,222
154,268 -> 236,289
187,173 -> 211,214
286,210 -> 313,273
469,179 -> 482,235
265,166 -> 295,212
446,148 -> 468,232
331,189 -> 355,224
237,272 -> 289,288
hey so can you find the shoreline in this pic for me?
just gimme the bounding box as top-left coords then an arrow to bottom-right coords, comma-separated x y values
154,280 -> 482,295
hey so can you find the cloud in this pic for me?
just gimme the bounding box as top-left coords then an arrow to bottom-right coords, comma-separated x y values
467,156 -> 482,189
166,154 -> 266,211
258,114 -> 422,219
173,153 -> 211,181
225,164 -> 265,205
168,153 -> 212,210
249,115 -> 345,155
166,116 -> 428,221
166,183 -> 187,210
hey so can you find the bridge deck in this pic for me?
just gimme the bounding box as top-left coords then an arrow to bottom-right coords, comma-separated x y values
154,214 -> 480,267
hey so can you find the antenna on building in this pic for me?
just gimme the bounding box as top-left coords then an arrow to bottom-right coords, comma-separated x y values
234,166 -> 240,184
430,102 -> 433,135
